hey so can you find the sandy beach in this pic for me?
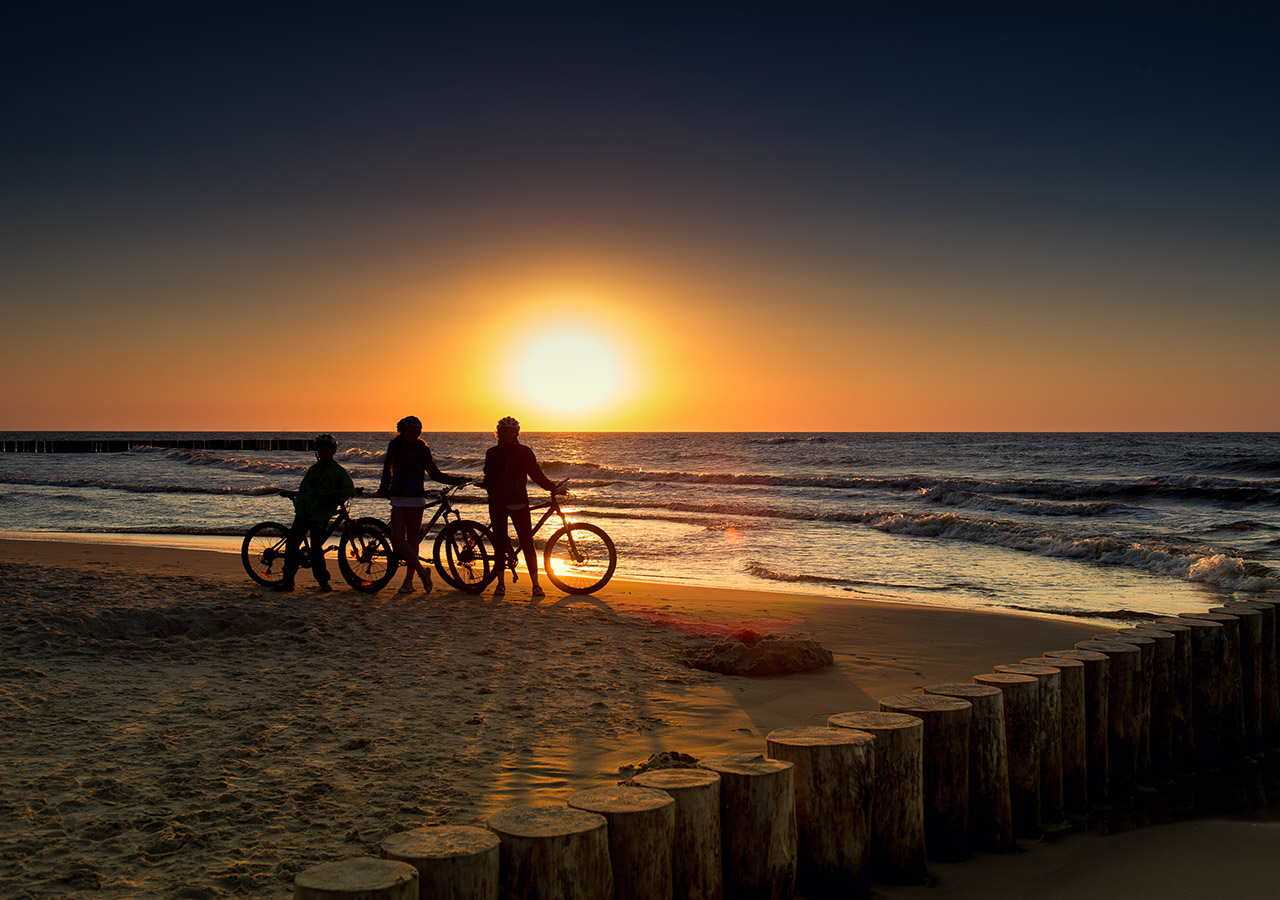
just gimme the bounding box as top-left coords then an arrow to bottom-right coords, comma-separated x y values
1,537 -> 1275,898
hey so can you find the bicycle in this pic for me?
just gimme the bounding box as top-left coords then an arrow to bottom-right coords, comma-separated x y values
485,483 -> 617,595
241,490 -> 396,592
389,481 -> 498,594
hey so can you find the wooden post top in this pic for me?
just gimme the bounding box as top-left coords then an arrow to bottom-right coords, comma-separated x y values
381,825 -> 498,860
878,694 -> 972,716
766,725 -> 876,748
993,664 -> 1060,677
568,785 -> 676,815
1140,620 -> 1191,632
294,858 -> 418,893
1128,628 -> 1175,643
700,752 -> 793,777
1171,615 -> 1223,630
487,805 -> 607,838
828,710 -> 923,732
1221,601 -> 1275,613
1044,649 -> 1108,662
633,768 -> 720,791
1181,612 -> 1236,624
1211,605 -> 1260,618
973,672 -> 1037,687
1094,632 -> 1155,645
920,683 -> 1002,699
1075,640 -> 1141,655
1022,656 -> 1083,669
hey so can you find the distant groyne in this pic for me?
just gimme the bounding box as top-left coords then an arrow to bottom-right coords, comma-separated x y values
0,438 -> 314,453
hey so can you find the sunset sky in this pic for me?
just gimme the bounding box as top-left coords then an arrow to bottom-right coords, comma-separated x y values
3,2 -> 1277,432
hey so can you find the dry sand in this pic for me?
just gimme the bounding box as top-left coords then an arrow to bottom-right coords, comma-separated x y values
1,538 -> 1274,898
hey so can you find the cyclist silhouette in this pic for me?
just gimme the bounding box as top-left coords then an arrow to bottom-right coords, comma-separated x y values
483,416 -> 565,597
275,434 -> 356,592
376,415 -> 468,594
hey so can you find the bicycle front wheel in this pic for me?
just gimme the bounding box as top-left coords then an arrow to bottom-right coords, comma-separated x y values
544,523 -> 616,594
434,520 -> 498,594
241,521 -> 292,586
338,524 -> 397,593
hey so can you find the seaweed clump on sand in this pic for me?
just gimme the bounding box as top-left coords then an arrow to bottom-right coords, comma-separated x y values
617,750 -> 701,784
684,629 -> 834,677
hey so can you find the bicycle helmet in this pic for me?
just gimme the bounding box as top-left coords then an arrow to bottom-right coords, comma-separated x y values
314,433 -> 338,449
396,415 -> 422,433
496,416 -> 520,430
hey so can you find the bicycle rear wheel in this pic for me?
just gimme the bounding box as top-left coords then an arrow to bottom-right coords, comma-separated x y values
434,520 -> 498,593
338,524 -> 397,593
241,521 -> 292,586
543,523 -> 616,594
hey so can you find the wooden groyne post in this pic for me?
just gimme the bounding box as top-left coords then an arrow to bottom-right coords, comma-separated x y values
486,805 -> 612,900
1124,628 -> 1177,775
1213,605 -> 1264,744
1146,619 -> 1197,769
828,711 -> 926,884
380,825 -> 499,900
568,785 -> 676,900
1074,640 -> 1141,801
971,673 -> 1040,839
1222,601 -> 1279,738
1095,631 -> 1157,781
1023,655 -> 1088,817
1183,612 -> 1244,752
921,683 -> 1015,852
632,769 -> 722,900
994,663 -> 1065,828
1044,649 -> 1110,808
877,695 -> 973,862
700,753 -> 797,900
293,858 -> 418,900
1174,616 -> 1227,763
766,726 -> 875,899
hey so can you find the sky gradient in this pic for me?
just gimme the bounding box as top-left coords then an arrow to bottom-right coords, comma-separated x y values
3,1 -> 1277,431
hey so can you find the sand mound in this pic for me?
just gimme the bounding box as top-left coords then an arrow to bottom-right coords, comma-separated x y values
684,629 -> 834,676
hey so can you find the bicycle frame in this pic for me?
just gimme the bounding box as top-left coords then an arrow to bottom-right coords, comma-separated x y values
494,490 -> 574,567
416,484 -> 470,543
290,494 -> 358,557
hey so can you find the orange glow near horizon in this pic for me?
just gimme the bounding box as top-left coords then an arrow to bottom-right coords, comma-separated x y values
2,240 -> 1278,433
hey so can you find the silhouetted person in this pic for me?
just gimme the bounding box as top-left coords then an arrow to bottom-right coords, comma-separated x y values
275,433 -> 355,592
376,415 -> 468,594
484,416 -> 564,597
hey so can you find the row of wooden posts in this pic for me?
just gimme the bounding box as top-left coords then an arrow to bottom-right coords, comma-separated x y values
293,599 -> 1280,899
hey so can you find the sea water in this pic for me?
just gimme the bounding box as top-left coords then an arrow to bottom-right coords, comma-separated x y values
2,432 -> 1277,623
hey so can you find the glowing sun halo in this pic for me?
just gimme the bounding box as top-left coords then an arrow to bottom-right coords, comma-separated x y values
513,328 -> 627,416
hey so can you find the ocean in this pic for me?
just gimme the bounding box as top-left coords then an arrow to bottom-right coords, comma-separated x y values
2,432 -> 1277,623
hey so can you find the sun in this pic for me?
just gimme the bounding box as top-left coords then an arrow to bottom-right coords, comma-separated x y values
511,327 -> 628,419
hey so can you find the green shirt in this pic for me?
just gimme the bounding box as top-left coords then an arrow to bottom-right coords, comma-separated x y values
294,459 -> 356,525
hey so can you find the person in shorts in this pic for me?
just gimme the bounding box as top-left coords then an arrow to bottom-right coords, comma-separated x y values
376,415 -> 469,594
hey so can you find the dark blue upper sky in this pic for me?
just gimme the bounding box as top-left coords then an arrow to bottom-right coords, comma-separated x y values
8,1 -> 1276,227
3,1 -> 1278,429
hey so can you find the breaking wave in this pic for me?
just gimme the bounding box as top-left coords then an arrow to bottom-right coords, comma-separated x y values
918,486 -> 1125,517
0,476 -> 284,497
863,512 -> 1279,592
